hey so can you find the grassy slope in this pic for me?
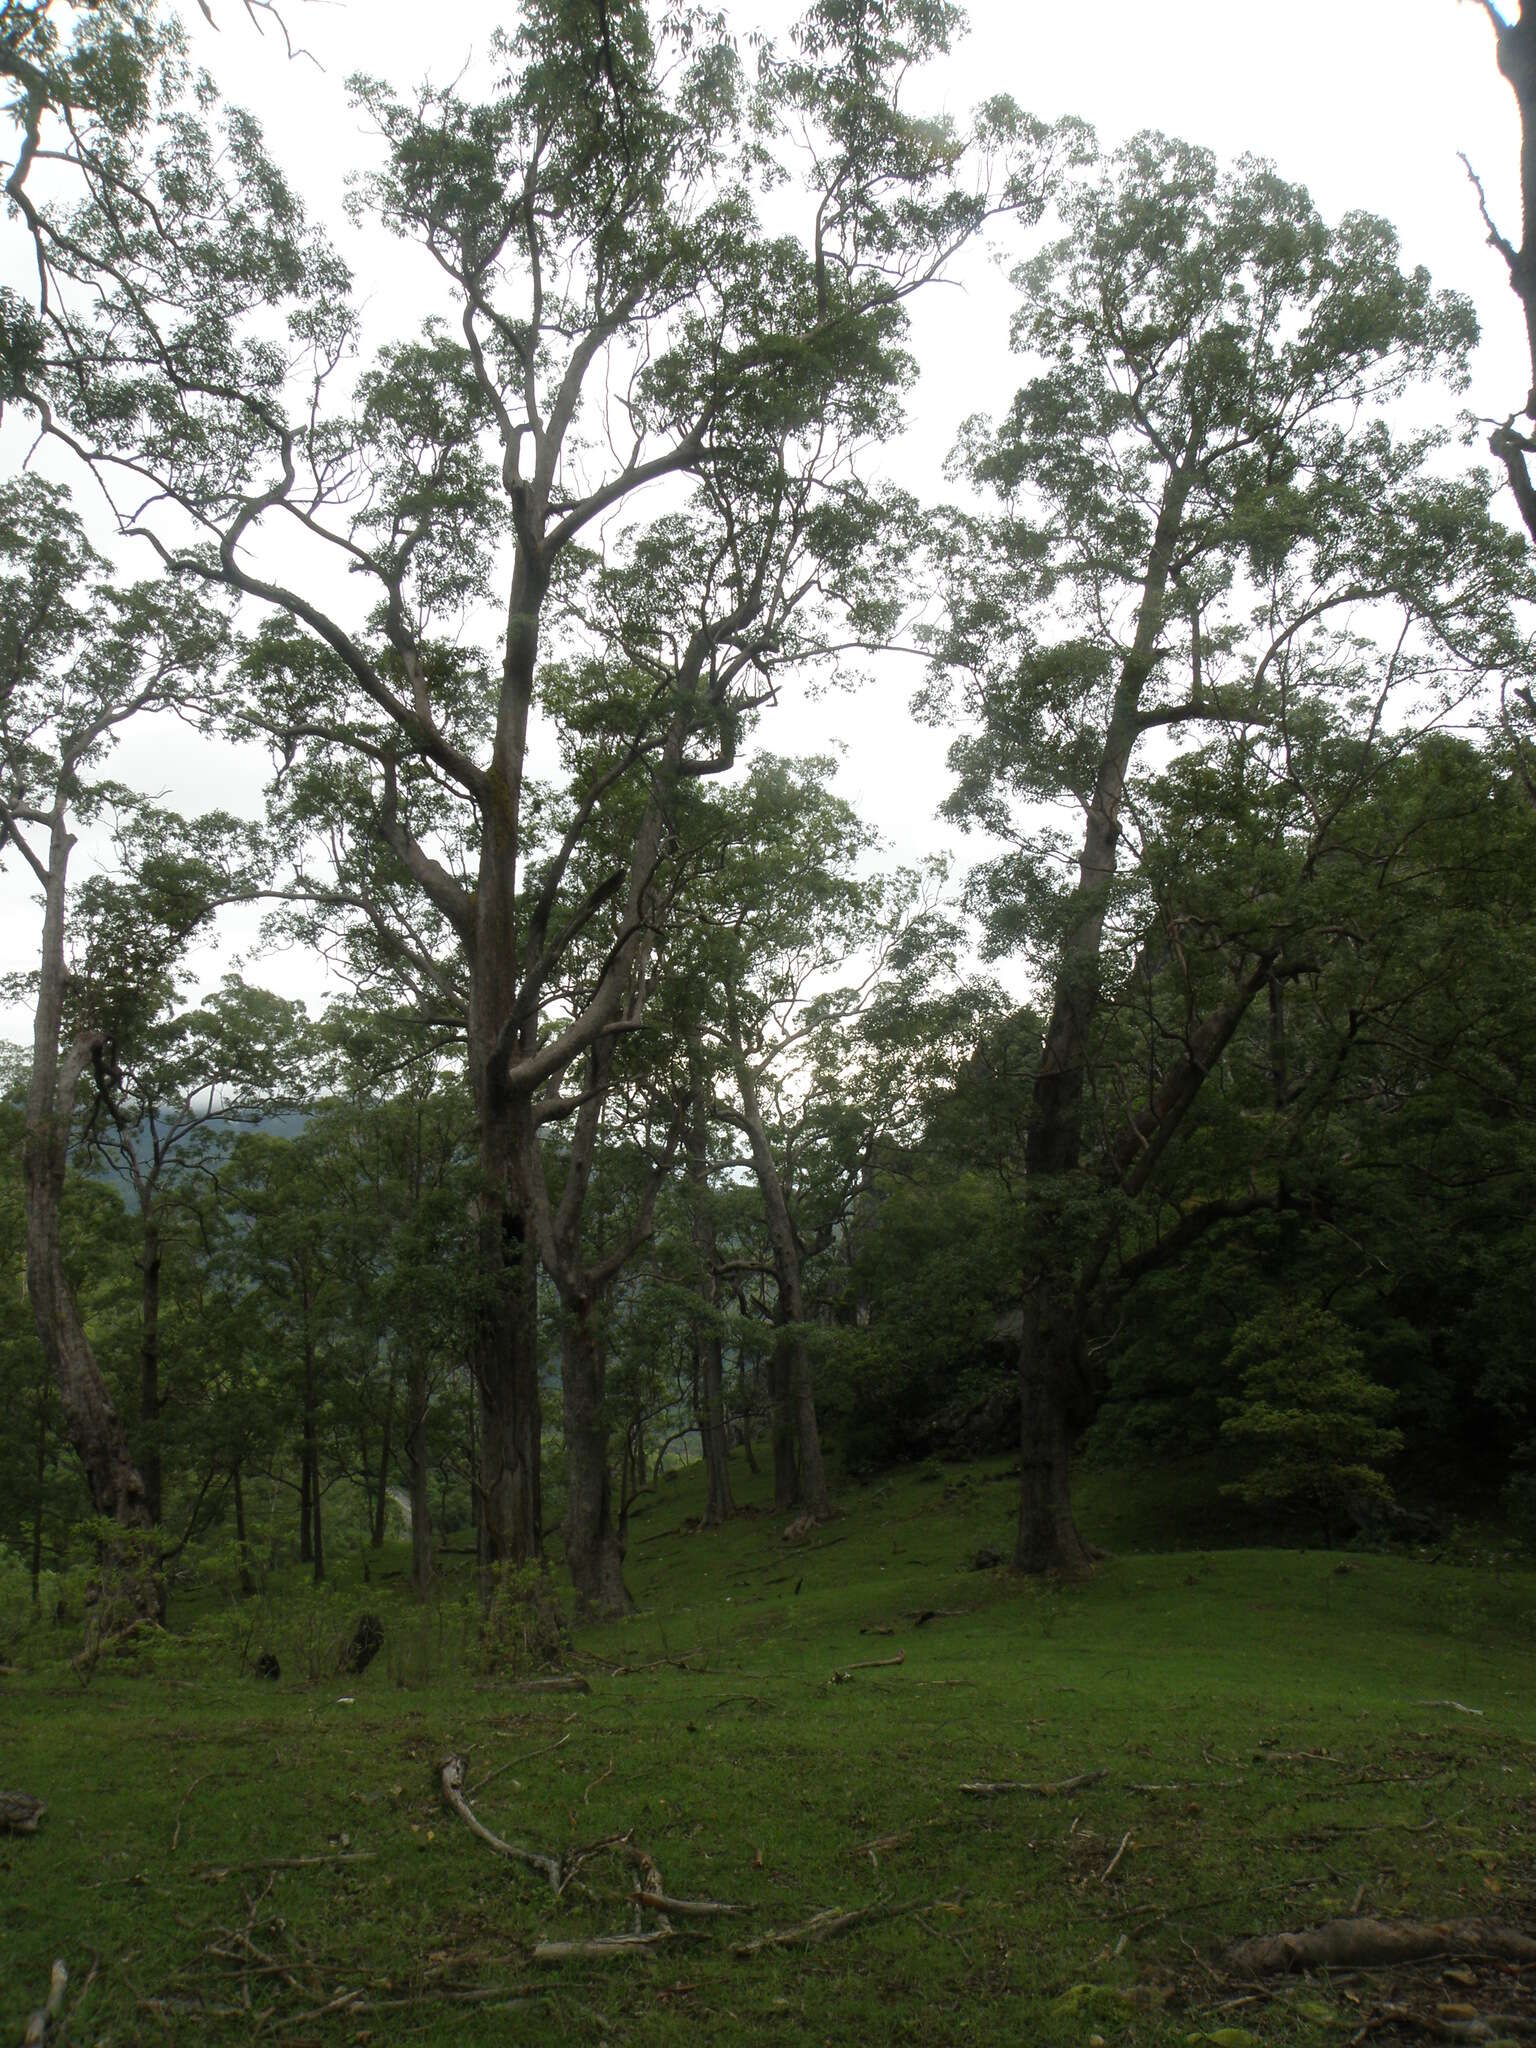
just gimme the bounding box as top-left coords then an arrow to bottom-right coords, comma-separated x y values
3,1455 -> 1534,2045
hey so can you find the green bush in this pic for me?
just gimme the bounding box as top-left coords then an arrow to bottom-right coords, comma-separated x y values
1219,1304 -> 1403,1537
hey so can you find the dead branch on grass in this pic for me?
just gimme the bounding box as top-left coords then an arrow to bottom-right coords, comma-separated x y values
1099,1830 -> 1134,1883
532,1930 -> 676,1961
831,1650 -> 905,1683
733,1897 -> 961,1955
633,1890 -> 746,1918
23,1959 -> 66,2047
960,1768 -> 1108,1798
439,1755 -> 561,1890
194,1852 -> 375,1876
1229,1916 -> 1536,1974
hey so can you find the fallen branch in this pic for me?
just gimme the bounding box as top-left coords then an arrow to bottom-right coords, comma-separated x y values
959,1768 -> 1108,1799
1228,1916 -> 1536,1975
516,1676 -> 590,1696
194,1853 -> 376,1875
733,1897 -> 959,1956
532,1930 -> 674,1962
632,1890 -> 746,1918
1100,1830 -> 1134,1884
1412,1699 -> 1484,1716
24,1959 -> 66,2047
439,1756 -> 561,1891
831,1651 -> 905,1683
171,1772 -> 213,1852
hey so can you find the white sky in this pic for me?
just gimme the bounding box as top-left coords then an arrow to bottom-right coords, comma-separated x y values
1,0 -> 1527,1041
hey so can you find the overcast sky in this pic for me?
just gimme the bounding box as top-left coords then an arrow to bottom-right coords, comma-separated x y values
1,0 -> 1526,1041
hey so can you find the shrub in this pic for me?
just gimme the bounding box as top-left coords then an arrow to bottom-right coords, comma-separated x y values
1219,1304 -> 1403,1538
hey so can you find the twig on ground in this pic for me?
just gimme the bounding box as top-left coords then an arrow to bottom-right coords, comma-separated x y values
171,1772 -> 213,1852
533,1930 -> 675,1961
440,1755 -> 561,1890
468,1731 -> 572,1799
517,1676 -> 590,1696
960,1768 -> 1108,1799
733,1896 -> 961,1955
1412,1700 -> 1484,1716
584,1759 -> 615,1805
1100,1830 -> 1134,1884
194,1853 -> 376,1875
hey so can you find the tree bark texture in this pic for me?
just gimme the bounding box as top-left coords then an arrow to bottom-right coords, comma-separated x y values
685,1065 -> 734,1527
469,1092 -> 542,1581
559,1304 -> 631,1618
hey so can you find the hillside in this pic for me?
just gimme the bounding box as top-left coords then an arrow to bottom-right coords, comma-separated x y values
4,1455 -> 1534,2044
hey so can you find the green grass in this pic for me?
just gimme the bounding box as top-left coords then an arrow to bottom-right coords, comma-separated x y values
4,1455 -> 1535,2045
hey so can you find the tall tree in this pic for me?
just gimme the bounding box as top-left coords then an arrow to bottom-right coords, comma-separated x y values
929,134 -> 1528,1571
0,478 -> 230,1609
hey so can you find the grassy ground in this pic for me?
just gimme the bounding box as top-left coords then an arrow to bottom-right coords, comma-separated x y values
3,1455 -> 1535,2045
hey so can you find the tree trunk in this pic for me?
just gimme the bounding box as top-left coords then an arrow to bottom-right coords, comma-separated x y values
232,1461 -> 255,1595
30,1392 -> 47,1611
729,1028 -> 830,1521
301,1332 -> 323,1582
1013,1286 -> 1093,1574
471,1118 -> 542,1584
21,801 -> 157,1618
685,1061 -> 734,1527
559,1303 -> 630,1618
407,1354 -> 434,1598
769,1342 -> 799,1510
298,1442 -> 313,1565
740,1358 -> 760,1476
1013,473 -> 1191,1572
371,1346 -> 396,1549
138,1213 -> 163,1526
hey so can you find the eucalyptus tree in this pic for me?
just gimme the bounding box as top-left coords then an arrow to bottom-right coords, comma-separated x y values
929,134 -> 1530,1572
2,0 -> 1061,1599
674,756 -> 975,1520
0,478 -> 233,1607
